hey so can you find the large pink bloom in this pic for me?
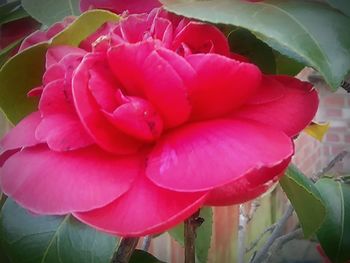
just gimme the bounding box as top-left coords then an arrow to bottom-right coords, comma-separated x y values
0,8 -> 318,236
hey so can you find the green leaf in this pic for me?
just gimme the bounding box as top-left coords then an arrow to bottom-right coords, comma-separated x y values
0,1 -> 20,17
279,165 -> 326,238
129,250 -> 165,263
325,0 -> 350,17
0,38 -> 23,67
274,51 -> 304,76
161,0 -> 350,90
0,198 -> 118,263
0,6 -> 29,25
315,179 -> 350,263
228,28 -> 276,74
22,0 -> 80,26
0,9 -> 119,124
168,207 -> 213,263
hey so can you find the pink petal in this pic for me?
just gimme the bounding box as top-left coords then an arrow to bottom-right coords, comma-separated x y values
0,145 -> 140,214
147,119 -> 293,192
74,175 -> 207,237
45,46 -> 86,69
80,0 -> 161,14
173,22 -> 230,55
186,54 -> 261,120
119,14 -> 149,43
233,75 -> 319,137
205,157 -> 291,206
108,42 -> 192,127
37,79 -> 93,151
0,112 -> 41,155
73,53 -> 142,154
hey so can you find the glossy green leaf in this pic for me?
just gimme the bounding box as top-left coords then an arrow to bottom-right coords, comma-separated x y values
0,198 -> 118,263
315,179 -> 350,263
130,250 -> 165,263
22,0 -> 80,26
228,28 -> 276,74
280,165 -> 326,238
274,51 -> 304,76
161,0 -> 350,90
325,0 -> 350,17
0,38 -> 23,67
0,1 -> 20,17
0,10 -> 119,124
168,207 -> 213,263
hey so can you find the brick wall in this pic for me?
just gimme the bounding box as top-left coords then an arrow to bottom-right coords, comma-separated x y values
294,68 -> 350,176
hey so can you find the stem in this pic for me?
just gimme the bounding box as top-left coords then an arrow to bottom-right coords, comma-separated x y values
141,236 -> 152,251
112,237 -> 139,263
237,205 -> 248,263
184,210 -> 204,263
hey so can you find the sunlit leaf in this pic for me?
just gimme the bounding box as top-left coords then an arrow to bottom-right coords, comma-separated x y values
161,0 -> 350,90
0,10 -> 119,124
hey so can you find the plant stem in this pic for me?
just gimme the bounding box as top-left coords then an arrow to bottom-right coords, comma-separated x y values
141,235 -> 152,251
184,210 -> 204,263
112,237 -> 139,263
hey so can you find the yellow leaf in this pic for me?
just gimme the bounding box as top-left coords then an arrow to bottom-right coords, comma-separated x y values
304,122 -> 330,141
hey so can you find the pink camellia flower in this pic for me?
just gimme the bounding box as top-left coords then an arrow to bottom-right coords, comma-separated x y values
0,8 -> 318,236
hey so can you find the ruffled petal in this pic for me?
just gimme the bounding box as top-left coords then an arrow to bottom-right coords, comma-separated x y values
45,46 -> 86,69
147,119 -> 293,191
233,75 -> 319,137
37,79 -> 93,151
80,0 -> 161,14
205,157 -> 291,206
108,42 -> 192,127
74,175 -> 207,237
73,53 -> 142,154
173,22 -> 230,55
186,54 -> 261,120
0,112 -> 41,155
0,145 -> 140,214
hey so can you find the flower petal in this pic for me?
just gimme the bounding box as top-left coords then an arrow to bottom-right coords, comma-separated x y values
0,145 -> 140,214
45,46 -> 86,69
73,53 -> 142,154
233,75 -> 319,137
74,175 -> 207,237
173,22 -> 230,55
205,157 -> 291,206
0,111 -> 41,155
147,119 -> 293,192
186,54 -> 261,120
108,42 -> 192,127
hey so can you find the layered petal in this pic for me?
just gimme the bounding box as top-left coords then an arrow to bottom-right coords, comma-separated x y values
74,175 -> 207,237
80,0 -> 161,14
173,22 -> 230,55
147,119 -> 293,192
0,111 -> 41,155
186,54 -> 261,120
205,157 -> 291,206
108,42 -> 192,127
0,145 -> 140,214
233,75 -> 319,137
73,53 -> 142,154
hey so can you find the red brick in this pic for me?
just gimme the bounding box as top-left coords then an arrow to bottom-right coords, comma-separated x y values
345,134 -> 350,143
325,133 -> 341,142
325,109 -> 342,118
323,96 -> 346,107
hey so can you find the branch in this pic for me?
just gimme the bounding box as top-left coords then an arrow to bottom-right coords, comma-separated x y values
112,237 -> 139,263
237,204 -> 248,263
250,205 -> 294,263
184,210 -> 204,263
312,150 -> 348,182
245,224 -> 276,254
265,228 -> 303,262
